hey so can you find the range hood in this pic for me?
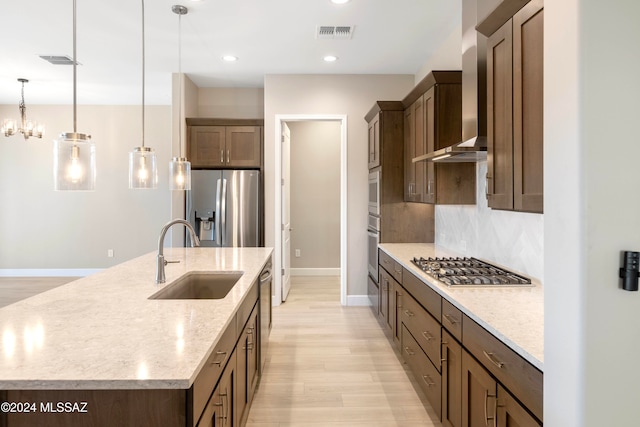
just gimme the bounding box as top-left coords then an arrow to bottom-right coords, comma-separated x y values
415,0 -> 491,163
412,136 -> 487,163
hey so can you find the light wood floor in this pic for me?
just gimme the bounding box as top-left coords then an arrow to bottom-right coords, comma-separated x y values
0,277 -> 78,308
246,276 -> 441,427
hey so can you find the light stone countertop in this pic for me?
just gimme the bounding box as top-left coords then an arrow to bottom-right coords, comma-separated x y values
0,247 -> 273,390
379,243 -> 543,371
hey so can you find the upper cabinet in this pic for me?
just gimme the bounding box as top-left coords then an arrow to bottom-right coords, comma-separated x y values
186,118 -> 263,169
402,71 -> 476,205
479,0 -> 544,213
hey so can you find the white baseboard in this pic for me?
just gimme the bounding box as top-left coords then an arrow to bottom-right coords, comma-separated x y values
346,295 -> 371,306
0,269 -> 102,277
290,268 -> 340,277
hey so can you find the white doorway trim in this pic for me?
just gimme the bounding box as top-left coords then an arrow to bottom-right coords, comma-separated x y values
274,114 -> 348,306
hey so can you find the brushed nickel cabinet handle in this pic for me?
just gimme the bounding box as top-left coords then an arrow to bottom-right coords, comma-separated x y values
421,375 -> 436,387
226,149 -> 230,163
483,350 -> 505,369
404,309 -> 415,317
403,346 -> 415,356
484,389 -> 496,427
211,350 -> 228,366
422,331 -> 435,341
443,313 -> 459,325
485,174 -> 491,200
220,149 -> 224,164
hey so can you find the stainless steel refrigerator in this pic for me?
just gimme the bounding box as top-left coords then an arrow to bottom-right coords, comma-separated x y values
187,170 -> 261,247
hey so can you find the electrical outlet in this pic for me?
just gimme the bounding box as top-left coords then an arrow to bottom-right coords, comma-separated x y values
295,249 -> 301,258
107,249 -> 114,258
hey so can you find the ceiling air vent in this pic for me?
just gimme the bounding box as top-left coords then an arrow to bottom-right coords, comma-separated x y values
39,55 -> 80,65
316,25 -> 354,40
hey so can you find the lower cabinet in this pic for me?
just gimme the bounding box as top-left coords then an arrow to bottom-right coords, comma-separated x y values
461,351 -> 541,427
401,325 -> 442,420
198,348 -> 237,427
497,385 -> 542,427
377,255 -> 543,426
442,329 -> 462,427
461,350 -> 497,427
237,304 -> 260,425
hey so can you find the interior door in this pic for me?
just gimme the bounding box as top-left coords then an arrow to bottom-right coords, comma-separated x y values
281,122 -> 292,301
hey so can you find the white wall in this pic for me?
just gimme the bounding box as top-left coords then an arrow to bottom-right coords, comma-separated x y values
545,1 -> 640,426
0,104 -> 172,274
435,162 -> 544,280
414,25 -> 463,83
264,74 -> 415,299
288,121 -> 341,271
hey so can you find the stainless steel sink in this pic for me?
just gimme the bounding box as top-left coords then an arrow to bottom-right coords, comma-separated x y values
148,272 -> 243,300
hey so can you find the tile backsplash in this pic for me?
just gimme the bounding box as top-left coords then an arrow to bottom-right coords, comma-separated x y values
435,162 -> 544,282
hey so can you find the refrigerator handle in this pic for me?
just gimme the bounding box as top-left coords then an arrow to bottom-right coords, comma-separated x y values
221,178 -> 228,246
215,179 -> 222,246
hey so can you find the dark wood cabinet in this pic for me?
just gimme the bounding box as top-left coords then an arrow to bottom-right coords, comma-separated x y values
375,247 -> 543,427
198,349 -> 236,427
462,350 -> 498,427
483,0 -> 544,213
237,304 -> 259,426
402,71 -> 476,205
442,329 -> 462,427
186,119 -> 263,169
368,112 -> 381,169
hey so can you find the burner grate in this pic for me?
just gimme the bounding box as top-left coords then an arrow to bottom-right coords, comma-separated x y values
411,256 -> 532,286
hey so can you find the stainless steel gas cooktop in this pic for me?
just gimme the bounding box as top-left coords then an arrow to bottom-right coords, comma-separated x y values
411,256 -> 532,287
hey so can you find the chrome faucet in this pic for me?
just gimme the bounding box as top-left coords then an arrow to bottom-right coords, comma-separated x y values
156,219 -> 200,284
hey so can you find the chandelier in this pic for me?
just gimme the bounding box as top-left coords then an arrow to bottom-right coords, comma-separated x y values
2,78 -> 44,140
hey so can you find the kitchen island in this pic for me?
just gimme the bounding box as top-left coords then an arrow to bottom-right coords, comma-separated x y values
0,247 -> 273,426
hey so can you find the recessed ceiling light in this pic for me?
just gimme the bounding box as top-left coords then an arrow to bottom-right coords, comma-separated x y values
222,55 -> 238,62
324,55 -> 338,62
331,0 -> 351,4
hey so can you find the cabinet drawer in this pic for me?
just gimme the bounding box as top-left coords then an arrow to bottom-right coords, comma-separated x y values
441,298 -> 462,341
462,315 -> 543,421
401,324 -> 442,420
402,269 -> 441,320
401,291 -> 441,371
379,250 -> 402,283
190,320 -> 238,426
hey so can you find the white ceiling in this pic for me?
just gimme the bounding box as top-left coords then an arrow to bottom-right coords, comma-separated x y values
0,0 -> 461,105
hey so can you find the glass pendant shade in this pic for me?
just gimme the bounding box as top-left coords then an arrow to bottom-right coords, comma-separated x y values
53,132 -> 96,191
169,157 -> 191,191
129,146 -> 158,189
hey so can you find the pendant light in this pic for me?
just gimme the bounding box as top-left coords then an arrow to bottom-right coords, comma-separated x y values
169,4 -> 191,191
2,78 -> 44,140
53,0 -> 96,191
128,0 -> 158,189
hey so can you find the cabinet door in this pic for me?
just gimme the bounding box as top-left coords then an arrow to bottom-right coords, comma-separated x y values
198,352 -> 235,427
189,126 -> 226,168
487,19 -> 514,210
413,96 -> 426,202
238,306 -> 259,425
462,351 -> 497,427
442,330 -> 462,427
513,0 -> 544,213
497,385 -> 541,427
379,270 -> 390,328
423,86 -> 436,204
226,126 -> 262,168
390,281 -> 403,346
368,113 -> 380,169
404,102 -> 417,201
